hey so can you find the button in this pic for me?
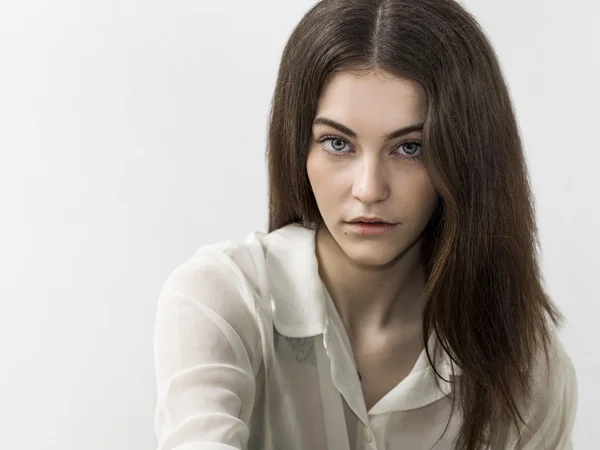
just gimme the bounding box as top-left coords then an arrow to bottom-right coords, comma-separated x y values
361,424 -> 373,443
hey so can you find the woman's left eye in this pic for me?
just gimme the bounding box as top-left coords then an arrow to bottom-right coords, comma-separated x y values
398,141 -> 422,156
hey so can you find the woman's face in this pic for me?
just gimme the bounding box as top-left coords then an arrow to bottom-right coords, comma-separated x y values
306,69 -> 439,267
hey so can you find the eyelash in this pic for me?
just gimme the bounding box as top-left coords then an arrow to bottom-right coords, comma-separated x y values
316,134 -> 423,162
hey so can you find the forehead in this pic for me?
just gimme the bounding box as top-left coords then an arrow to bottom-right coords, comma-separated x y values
315,70 -> 427,132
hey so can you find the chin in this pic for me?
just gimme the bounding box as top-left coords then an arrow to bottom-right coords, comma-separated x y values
340,239 -> 406,268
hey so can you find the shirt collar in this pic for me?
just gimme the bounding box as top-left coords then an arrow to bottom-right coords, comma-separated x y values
262,223 -> 327,338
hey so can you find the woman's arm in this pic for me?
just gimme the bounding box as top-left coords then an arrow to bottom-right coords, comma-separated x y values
154,247 -> 263,450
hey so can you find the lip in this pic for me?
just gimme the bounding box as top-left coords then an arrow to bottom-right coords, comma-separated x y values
348,216 -> 394,224
346,222 -> 397,236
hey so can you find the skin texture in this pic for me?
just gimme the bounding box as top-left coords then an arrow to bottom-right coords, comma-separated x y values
306,69 -> 440,409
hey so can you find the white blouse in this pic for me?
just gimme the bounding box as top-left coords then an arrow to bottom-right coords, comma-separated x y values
153,223 -> 577,450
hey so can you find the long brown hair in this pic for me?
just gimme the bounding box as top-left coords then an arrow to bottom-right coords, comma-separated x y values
265,0 -> 563,448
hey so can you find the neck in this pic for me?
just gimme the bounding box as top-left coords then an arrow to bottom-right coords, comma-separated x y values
315,224 -> 426,336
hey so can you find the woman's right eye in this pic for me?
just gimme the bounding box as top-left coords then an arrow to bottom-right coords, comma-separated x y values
319,136 -> 351,153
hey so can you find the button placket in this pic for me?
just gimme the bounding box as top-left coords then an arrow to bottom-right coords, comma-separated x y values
361,424 -> 373,443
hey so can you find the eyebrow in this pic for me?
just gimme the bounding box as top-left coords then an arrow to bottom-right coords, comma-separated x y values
312,117 -> 424,141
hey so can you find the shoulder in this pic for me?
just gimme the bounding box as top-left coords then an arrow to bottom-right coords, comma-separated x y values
511,331 -> 578,449
158,232 -> 266,315
158,223 -> 312,315
531,331 -> 577,402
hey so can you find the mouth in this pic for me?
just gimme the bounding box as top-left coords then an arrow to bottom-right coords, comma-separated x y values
345,221 -> 397,235
347,217 -> 395,224
349,221 -> 390,224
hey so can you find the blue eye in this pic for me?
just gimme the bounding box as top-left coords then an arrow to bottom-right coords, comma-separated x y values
321,136 -> 351,153
398,141 -> 422,157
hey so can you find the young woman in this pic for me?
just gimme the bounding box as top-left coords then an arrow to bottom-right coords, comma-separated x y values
154,0 -> 578,449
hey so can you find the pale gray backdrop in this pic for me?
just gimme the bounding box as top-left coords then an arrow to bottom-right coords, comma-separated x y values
0,0 -> 597,448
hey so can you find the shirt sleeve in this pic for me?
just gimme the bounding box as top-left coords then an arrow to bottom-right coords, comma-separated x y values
515,335 -> 578,450
153,246 -> 263,450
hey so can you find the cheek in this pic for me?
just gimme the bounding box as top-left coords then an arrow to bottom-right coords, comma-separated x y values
306,150 -> 323,187
306,152 -> 339,197
396,172 -> 438,218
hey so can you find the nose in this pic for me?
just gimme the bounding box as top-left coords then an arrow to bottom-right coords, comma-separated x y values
351,157 -> 390,204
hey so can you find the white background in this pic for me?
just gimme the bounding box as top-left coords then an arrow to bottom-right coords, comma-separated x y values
0,0 -> 597,449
